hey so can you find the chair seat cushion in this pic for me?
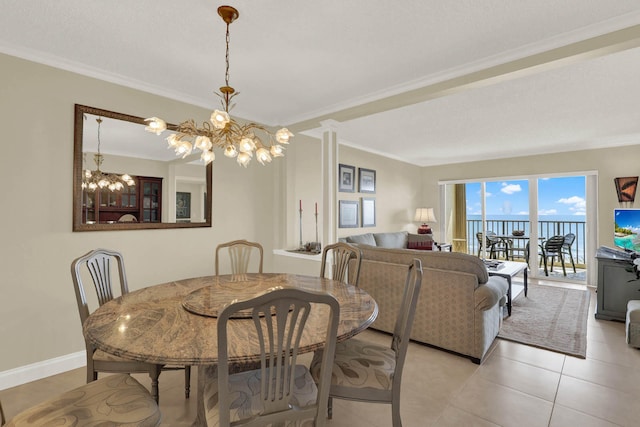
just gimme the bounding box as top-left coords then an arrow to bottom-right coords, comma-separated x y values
310,338 -> 396,391
204,365 -> 317,426
6,374 -> 160,427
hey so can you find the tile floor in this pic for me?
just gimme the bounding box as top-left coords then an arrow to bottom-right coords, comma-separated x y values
2,279 -> 639,427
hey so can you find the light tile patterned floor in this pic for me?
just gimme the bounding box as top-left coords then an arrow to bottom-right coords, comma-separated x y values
1,279 -> 639,426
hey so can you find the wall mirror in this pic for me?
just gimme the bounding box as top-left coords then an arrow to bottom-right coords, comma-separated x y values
73,104 -> 212,231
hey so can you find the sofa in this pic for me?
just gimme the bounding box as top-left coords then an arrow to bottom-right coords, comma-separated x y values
342,231 -> 509,363
341,230 -> 435,250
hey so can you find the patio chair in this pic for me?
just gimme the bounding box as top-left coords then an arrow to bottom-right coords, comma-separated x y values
310,258 -> 423,427
320,242 -> 362,286
562,233 -> 577,273
1,374 -> 160,426
476,231 -> 508,259
215,239 -> 264,275
206,287 -> 340,427
71,248 -> 191,402
538,235 -> 566,276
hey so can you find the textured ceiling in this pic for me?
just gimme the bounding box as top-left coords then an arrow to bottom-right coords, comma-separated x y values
2,0 -> 640,166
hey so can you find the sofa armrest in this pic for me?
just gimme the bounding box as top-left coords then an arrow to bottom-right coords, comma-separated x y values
474,276 -> 509,311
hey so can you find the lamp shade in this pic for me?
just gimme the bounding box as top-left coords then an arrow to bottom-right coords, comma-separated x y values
414,208 -> 437,223
414,208 -> 437,234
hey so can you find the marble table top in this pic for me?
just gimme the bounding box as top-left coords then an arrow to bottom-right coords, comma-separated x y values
83,273 -> 378,365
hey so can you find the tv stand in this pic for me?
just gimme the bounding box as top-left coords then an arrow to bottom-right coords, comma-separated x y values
596,246 -> 640,321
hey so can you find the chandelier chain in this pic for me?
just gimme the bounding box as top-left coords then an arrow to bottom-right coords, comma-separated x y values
225,22 -> 231,91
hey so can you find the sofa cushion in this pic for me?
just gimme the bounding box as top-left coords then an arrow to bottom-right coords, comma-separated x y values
346,233 -> 377,246
373,231 -> 408,248
407,233 -> 433,250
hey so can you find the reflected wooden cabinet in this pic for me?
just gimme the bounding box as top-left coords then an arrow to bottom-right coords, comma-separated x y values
140,177 -> 162,223
82,175 -> 162,223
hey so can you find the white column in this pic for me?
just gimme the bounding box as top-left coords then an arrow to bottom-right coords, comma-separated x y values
320,120 -> 339,246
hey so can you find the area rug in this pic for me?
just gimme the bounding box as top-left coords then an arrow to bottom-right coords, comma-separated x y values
498,284 -> 590,358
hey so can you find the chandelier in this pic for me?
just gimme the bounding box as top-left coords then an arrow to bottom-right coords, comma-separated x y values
144,5 -> 293,167
82,118 -> 135,192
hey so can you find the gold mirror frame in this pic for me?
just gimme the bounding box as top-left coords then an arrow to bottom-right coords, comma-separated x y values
73,104 -> 212,231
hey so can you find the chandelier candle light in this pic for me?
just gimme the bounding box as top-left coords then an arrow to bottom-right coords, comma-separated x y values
144,5 -> 293,167
82,118 -> 135,192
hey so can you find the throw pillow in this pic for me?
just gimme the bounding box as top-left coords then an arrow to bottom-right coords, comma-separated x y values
346,233 -> 377,246
373,231 -> 408,248
407,233 -> 433,250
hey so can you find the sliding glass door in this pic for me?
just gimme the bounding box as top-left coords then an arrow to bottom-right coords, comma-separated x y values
444,173 -> 589,284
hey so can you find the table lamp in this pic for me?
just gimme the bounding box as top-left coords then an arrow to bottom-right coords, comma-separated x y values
414,208 -> 437,234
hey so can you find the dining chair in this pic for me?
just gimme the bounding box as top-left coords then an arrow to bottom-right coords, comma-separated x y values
310,258 -> 423,427
562,233 -> 577,273
538,235 -> 567,276
1,374 -> 160,427
205,287 -> 340,427
71,248 -> 191,403
320,242 -> 362,285
215,239 -> 264,275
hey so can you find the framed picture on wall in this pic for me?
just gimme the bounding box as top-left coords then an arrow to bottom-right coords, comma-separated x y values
338,164 -> 356,192
339,200 -> 359,228
176,192 -> 191,219
359,168 -> 376,193
361,197 -> 376,227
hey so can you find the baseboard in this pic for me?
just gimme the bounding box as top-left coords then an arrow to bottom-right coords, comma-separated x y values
0,351 -> 85,390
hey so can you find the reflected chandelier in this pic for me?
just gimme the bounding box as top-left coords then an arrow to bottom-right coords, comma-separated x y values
82,118 -> 135,192
144,5 -> 293,167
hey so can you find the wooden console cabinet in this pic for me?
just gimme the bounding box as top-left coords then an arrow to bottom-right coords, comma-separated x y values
596,247 -> 640,321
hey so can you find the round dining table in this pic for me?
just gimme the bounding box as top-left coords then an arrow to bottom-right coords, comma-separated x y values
83,273 -> 378,426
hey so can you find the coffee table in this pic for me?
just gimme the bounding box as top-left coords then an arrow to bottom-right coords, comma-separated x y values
487,260 -> 528,316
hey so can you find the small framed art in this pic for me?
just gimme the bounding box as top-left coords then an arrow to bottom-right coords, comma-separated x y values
339,164 -> 356,192
339,200 -> 359,228
361,197 -> 376,227
359,168 -> 376,193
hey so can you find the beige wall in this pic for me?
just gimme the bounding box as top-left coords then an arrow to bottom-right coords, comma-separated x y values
0,53 -> 280,373
337,145 -> 423,238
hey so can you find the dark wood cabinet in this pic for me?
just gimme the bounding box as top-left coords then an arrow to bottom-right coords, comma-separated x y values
140,177 -> 162,223
82,175 -> 162,223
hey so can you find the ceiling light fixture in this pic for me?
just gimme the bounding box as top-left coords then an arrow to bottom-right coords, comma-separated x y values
82,118 -> 135,192
144,5 -> 293,167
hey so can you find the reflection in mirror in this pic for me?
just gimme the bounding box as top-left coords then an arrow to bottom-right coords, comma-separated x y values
73,104 -> 212,231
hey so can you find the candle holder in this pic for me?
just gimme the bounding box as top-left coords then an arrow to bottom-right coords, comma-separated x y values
298,205 -> 304,250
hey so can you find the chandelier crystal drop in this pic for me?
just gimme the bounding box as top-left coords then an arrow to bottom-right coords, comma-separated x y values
82,118 -> 135,192
144,5 -> 293,167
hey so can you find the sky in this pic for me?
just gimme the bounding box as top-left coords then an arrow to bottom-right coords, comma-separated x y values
466,176 -> 586,217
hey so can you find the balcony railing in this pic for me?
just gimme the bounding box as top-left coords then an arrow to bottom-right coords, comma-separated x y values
465,219 -> 586,266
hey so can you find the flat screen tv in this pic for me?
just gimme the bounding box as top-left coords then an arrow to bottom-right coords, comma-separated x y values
614,208 -> 640,252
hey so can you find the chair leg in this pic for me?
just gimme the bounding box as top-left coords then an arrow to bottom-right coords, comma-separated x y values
568,250 -> 576,273
184,365 -> 191,398
391,393 -> 402,427
328,396 -> 333,419
543,256 -> 548,276
560,254 -> 566,276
